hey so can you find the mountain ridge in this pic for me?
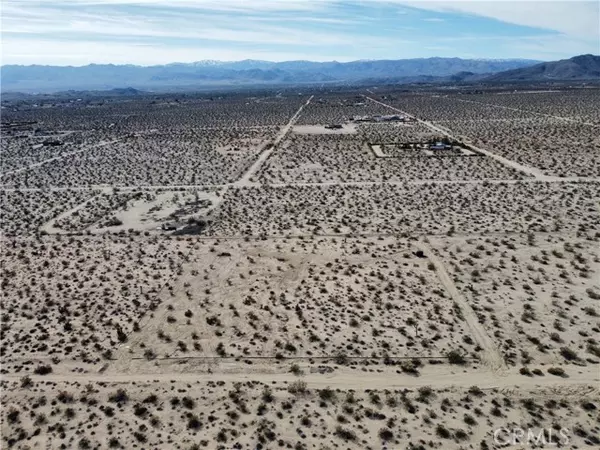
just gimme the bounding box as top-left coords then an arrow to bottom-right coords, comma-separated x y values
1,57 -> 540,93
485,54 -> 600,82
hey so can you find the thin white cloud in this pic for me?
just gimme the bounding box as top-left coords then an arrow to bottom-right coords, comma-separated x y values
400,1 -> 600,39
1,0 -> 597,65
6,0 -> 597,39
1,1 -> 388,49
2,0 -> 331,12
2,19 -> 356,47
1,37 -> 346,65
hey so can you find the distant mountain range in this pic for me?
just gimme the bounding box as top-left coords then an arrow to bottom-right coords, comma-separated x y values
1,57 -> 539,93
484,54 -> 600,82
2,55 -> 598,93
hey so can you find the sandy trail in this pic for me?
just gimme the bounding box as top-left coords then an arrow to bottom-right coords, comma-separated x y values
364,96 -> 551,180
421,242 -> 506,372
0,139 -> 122,178
3,364 -> 597,394
234,95 -> 313,186
264,177 -> 599,187
2,177 -> 598,193
452,96 -> 599,127
38,191 -> 105,234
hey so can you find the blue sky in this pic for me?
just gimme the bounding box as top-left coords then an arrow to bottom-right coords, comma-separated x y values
2,1 -> 598,65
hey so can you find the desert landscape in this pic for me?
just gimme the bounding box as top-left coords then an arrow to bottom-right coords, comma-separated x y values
1,86 -> 599,449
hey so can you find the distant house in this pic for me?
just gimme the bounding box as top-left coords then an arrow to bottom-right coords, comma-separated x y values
430,142 -> 452,151
381,114 -> 405,122
42,139 -> 63,146
351,114 -> 405,123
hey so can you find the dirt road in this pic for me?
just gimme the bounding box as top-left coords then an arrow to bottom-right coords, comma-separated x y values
452,96 -> 599,127
421,242 -> 506,372
0,139 -> 122,178
3,364 -> 597,396
234,95 -> 313,186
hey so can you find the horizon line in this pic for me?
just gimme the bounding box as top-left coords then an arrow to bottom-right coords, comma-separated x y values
0,55 -> 554,69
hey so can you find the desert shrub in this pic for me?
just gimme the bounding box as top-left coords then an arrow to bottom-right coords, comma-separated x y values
587,343 -> 600,358
334,353 -> 348,365
57,391 -> 74,403
182,396 -> 196,409
447,350 -> 466,365
6,407 -> 19,423
379,427 -> 394,441
187,415 -> 202,430
464,414 -> 477,426
400,360 -> 420,375
108,388 -> 129,405
319,387 -> 337,402
559,347 -> 578,361
519,367 -> 533,376
549,332 -> 562,343
34,364 -> 53,375
150,416 -> 161,428
284,342 -> 297,353
586,288 -> 600,300
491,405 -> 502,417
436,424 -> 451,439
216,342 -> 227,356
455,429 -> 468,440
548,367 -> 567,377
133,431 -> 147,443
417,386 -> 434,403
290,363 -> 303,375
468,386 -> 485,397
288,380 -> 308,395
581,401 -> 597,411
335,426 -> 356,441
134,404 -> 148,417
301,415 -> 312,427
261,388 -> 274,403
143,394 -> 158,404
216,429 -> 227,442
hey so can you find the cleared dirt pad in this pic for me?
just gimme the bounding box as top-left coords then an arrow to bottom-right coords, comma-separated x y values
292,124 -> 358,134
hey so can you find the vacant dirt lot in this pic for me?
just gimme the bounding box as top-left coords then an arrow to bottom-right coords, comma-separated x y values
118,237 -> 473,362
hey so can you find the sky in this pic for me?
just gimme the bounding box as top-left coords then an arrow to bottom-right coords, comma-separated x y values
1,0 -> 599,65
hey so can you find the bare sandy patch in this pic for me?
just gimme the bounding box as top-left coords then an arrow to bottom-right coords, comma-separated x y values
292,124 -> 358,135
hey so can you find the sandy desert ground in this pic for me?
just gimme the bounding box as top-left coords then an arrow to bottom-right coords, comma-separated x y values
1,87 -> 599,449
